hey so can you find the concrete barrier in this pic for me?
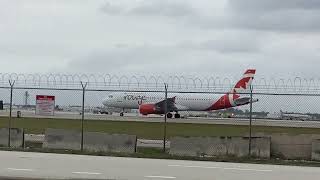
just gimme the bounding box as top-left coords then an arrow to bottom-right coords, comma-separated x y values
312,139 -> 320,161
228,137 -> 250,157
169,136 -> 218,157
83,132 -> 137,153
25,134 -> 45,143
245,133 -> 320,160
250,137 -> 271,158
169,136 -> 270,158
0,128 -> 24,148
270,134 -> 320,160
43,129 -> 137,153
43,129 -> 81,150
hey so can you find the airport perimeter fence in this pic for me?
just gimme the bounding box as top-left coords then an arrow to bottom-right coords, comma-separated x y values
0,81 -> 320,157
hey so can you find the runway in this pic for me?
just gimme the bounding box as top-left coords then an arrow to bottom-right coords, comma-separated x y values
0,151 -> 319,180
1,110 -> 320,128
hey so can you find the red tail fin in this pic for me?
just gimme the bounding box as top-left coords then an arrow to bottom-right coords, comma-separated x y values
206,69 -> 256,111
231,69 -> 256,93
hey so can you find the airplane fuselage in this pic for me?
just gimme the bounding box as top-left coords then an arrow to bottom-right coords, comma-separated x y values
103,92 -> 243,111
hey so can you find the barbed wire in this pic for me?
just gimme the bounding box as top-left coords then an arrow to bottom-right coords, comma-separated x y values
0,73 -> 320,93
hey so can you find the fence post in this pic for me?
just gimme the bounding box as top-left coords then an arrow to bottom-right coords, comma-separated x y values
80,81 -> 88,151
8,80 -> 15,147
163,83 -> 168,152
248,84 -> 253,156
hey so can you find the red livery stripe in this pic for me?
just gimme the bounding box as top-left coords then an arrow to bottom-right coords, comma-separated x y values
244,69 -> 256,75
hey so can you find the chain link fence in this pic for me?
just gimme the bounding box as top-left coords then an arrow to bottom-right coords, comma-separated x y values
0,80 -> 320,156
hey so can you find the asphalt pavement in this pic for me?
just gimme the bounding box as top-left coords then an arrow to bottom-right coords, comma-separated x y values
0,151 -> 319,180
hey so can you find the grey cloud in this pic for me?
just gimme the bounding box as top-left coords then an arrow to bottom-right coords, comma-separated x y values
100,0 -> 320,32
64,42 -> 320,78
65,44 -> 247,75
229,0 -> 320,12
101,0 -> 196,17
178,32 -> 261,53
130,0 -> 195,17
66,46 -> 180,73
72,35 -> 262,74
225,0 -> 320,32
199,35 -> 260,53
225,10 -> 320,32
100,2 -> 124,15
64,37 -> 273,77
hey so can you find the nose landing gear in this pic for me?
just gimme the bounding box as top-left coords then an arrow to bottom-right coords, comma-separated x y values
120,108 -> 125,117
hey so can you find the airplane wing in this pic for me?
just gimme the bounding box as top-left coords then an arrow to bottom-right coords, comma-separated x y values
139,96 -> 190,115
154,97 -> 178,112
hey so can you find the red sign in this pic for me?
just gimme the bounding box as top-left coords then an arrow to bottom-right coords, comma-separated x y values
36,95 -> 55,101
36,95 -> 55,116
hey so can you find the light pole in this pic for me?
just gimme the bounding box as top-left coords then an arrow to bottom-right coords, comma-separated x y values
8,80 -> 15,147
163,83 -> 168,152
248,84 -> 253,156
80,81 -> 87,151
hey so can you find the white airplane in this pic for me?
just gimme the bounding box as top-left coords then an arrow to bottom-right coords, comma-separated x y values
102,69 -> 258,118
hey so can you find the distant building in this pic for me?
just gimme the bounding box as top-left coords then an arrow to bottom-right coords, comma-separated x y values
267,112 -> 281,119
280,110 -> 312,121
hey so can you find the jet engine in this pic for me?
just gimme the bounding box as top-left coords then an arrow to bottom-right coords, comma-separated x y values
139,104 -> 161,115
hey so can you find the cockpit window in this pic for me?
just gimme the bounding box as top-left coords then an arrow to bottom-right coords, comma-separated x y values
108,95 -> 113,98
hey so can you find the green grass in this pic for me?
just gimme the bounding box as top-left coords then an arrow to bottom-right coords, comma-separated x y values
1,117 -> 319,139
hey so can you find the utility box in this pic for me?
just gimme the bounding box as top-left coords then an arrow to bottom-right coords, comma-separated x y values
17,111 -> 21,118
0,100 -> 3,110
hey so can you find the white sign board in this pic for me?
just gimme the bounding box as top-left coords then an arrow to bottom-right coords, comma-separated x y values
36,95 -> 55,116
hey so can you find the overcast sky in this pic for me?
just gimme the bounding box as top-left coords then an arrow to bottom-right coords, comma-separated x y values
1,0 -> 320,78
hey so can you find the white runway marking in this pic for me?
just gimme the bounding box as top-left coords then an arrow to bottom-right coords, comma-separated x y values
169,165 -> 219,169
223,167 -> 273,172
72,171 -> 102,175
145,175 -> 177,179
7,168 -> 34,171
168,165 -> 272,172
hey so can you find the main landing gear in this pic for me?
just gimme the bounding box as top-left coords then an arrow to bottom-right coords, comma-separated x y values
166,112 -> 181,118
120,108 -> 124,117
174,113 -> 181,118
